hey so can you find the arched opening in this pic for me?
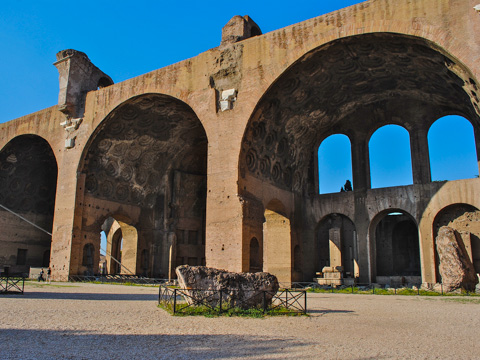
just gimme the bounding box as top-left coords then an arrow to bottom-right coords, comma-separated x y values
82,243 -> 95,276
100,216 -> 138,275
315,214 -> 357,284
263,201 -> 291,284
111,231 -> 123,274
0,135 -> 57,275
78,94 -> 207,278
318,134 -> 353,194
371,210 -> 420,285
238,33 -> 480,283
428,115 -> 478,181
433,204 -> 480,282
249,237 -> 262,272
97,77 -> 113,89
369,125 -> 413,189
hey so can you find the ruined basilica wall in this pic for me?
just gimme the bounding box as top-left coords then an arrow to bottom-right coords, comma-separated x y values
76,0 -> 480,278
2,0 -> 480,279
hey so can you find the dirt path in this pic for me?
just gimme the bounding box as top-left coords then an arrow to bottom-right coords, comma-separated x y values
1,282 -> 479,359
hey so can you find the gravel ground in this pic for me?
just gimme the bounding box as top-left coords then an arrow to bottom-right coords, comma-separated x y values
1,282 -> 479,360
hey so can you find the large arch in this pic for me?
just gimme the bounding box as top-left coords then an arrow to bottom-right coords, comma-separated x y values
315,214 -> 357,280
238,32 -> 480,283
369,209 -> 421,286
432,203 -> 480,282
74,93 -> 208,278
263,199 -> 292,284
0,135 -> 58,275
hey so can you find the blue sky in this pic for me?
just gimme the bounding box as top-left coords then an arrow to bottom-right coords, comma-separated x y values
0,0 -> 365,123
2,0 -> 478,200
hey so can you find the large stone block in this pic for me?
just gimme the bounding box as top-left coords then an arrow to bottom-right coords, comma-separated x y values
175,265 -> 279,308
436,226 -> 478,292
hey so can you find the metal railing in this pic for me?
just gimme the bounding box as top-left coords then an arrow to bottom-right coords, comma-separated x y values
288,282 -> 479,296
62,275 -> 176,285
0,276 -> 25,294
158,286 -> 307,315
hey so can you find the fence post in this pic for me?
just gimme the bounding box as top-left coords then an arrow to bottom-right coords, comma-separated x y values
263,291 -> 267,314
219,289 -> 222,314
304,291 -> 307,315
373,286 -> 375,295
173,288 -> 177,314
441,283 -> 443,296
394,286 -> 396,295
351,285 -> 354,294
286,289 -> 289,309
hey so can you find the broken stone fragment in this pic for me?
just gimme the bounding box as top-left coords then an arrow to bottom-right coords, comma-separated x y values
175,265 -> 279,309
435,226 -> 478,292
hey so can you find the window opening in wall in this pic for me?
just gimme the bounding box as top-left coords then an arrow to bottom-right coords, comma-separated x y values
318,134 -> 353,194
82,243 -> 95,275
16,248 -> 27,265
369,125 -> 413,188
249,237 -> 262,272
42,250 -> 50,267
428,115 -> 478,181
99,231 -> 108,275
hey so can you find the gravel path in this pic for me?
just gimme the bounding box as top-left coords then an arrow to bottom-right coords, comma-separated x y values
1,282 -> 479,359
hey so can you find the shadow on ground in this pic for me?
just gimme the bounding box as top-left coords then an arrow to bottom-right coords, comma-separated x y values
0,329 -> 312,360
307,309 -> 356,315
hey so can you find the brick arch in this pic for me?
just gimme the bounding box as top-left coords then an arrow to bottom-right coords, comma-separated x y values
0,134 -> 58,273
239,32 -> 480,199
72,93 -> 208,277
368,209 -> 420,284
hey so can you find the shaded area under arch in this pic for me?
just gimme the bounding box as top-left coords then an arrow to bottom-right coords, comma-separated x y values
75,94 -> 207,278
0,135 -> 57,273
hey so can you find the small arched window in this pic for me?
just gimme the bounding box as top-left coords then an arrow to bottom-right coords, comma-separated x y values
369,125 -> 413,188
428,115 -> 478,181
318,134 -> 353,194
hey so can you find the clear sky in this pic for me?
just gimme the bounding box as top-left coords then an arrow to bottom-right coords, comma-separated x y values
0,0 -> 365,123
2,0 -> 479,201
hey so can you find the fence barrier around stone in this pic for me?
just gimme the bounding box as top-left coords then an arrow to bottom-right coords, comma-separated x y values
158,286 -> 307,315
282,282 -> 479,296
0,276 -> 25,294
63,275 -> 176,286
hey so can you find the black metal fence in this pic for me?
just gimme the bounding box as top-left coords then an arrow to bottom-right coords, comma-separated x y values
64,275 -> 176,285
0,276 -> 25,294
158,286 -> 307,315
284,282 -> 479,296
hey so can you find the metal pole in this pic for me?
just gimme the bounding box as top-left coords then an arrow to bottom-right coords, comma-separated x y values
286,289 -> 289,310
0,203 -> 52,236
219,289 -> 222,314
263,291 -> 267,314
174,288 -> 177,314
304,291 -> 307,315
